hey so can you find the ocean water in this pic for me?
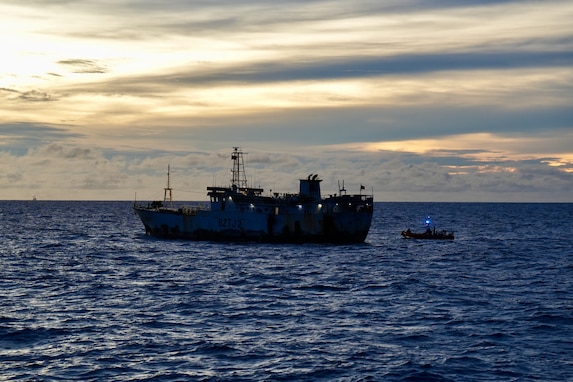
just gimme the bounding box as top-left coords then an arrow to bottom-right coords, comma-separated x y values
1,201 -> 572,381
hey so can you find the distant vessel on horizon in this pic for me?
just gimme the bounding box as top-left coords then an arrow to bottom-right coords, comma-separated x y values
133,147 -> 373,243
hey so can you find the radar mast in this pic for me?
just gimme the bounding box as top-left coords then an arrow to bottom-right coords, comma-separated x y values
231,147 -> 248,189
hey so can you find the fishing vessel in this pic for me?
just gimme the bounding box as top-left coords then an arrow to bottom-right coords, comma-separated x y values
133,147 -> 374,243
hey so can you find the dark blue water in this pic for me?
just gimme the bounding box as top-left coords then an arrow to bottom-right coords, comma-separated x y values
1,201 -> 572,381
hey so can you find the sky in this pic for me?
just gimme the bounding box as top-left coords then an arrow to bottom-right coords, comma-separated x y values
1,0 -> 572,202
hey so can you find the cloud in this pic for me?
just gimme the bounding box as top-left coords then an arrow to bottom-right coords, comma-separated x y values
0,0 -> 572,201
57,59 -> 108,74
18,90 -> 53,102
2,87 -> 55,102
0,122 -> 83,155
31,143 -> 98,160
0,87 -> 19,94
152,50 -> 573,85
0,140 -> 570,201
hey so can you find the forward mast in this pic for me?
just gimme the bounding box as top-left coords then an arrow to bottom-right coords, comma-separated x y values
164,164 -> 173,208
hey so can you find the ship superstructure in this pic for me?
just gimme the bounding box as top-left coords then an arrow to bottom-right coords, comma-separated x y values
133,147 -> 373,243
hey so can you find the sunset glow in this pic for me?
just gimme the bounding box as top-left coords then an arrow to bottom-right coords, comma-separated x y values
1,0 -> 572,201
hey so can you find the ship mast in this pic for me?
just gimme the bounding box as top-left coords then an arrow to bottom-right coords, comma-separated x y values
164,164 -> 173,208
338,180 -> 346,196
231,147 -> 248,189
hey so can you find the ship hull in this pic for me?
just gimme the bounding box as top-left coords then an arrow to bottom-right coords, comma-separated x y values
134,202 -> 372,243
